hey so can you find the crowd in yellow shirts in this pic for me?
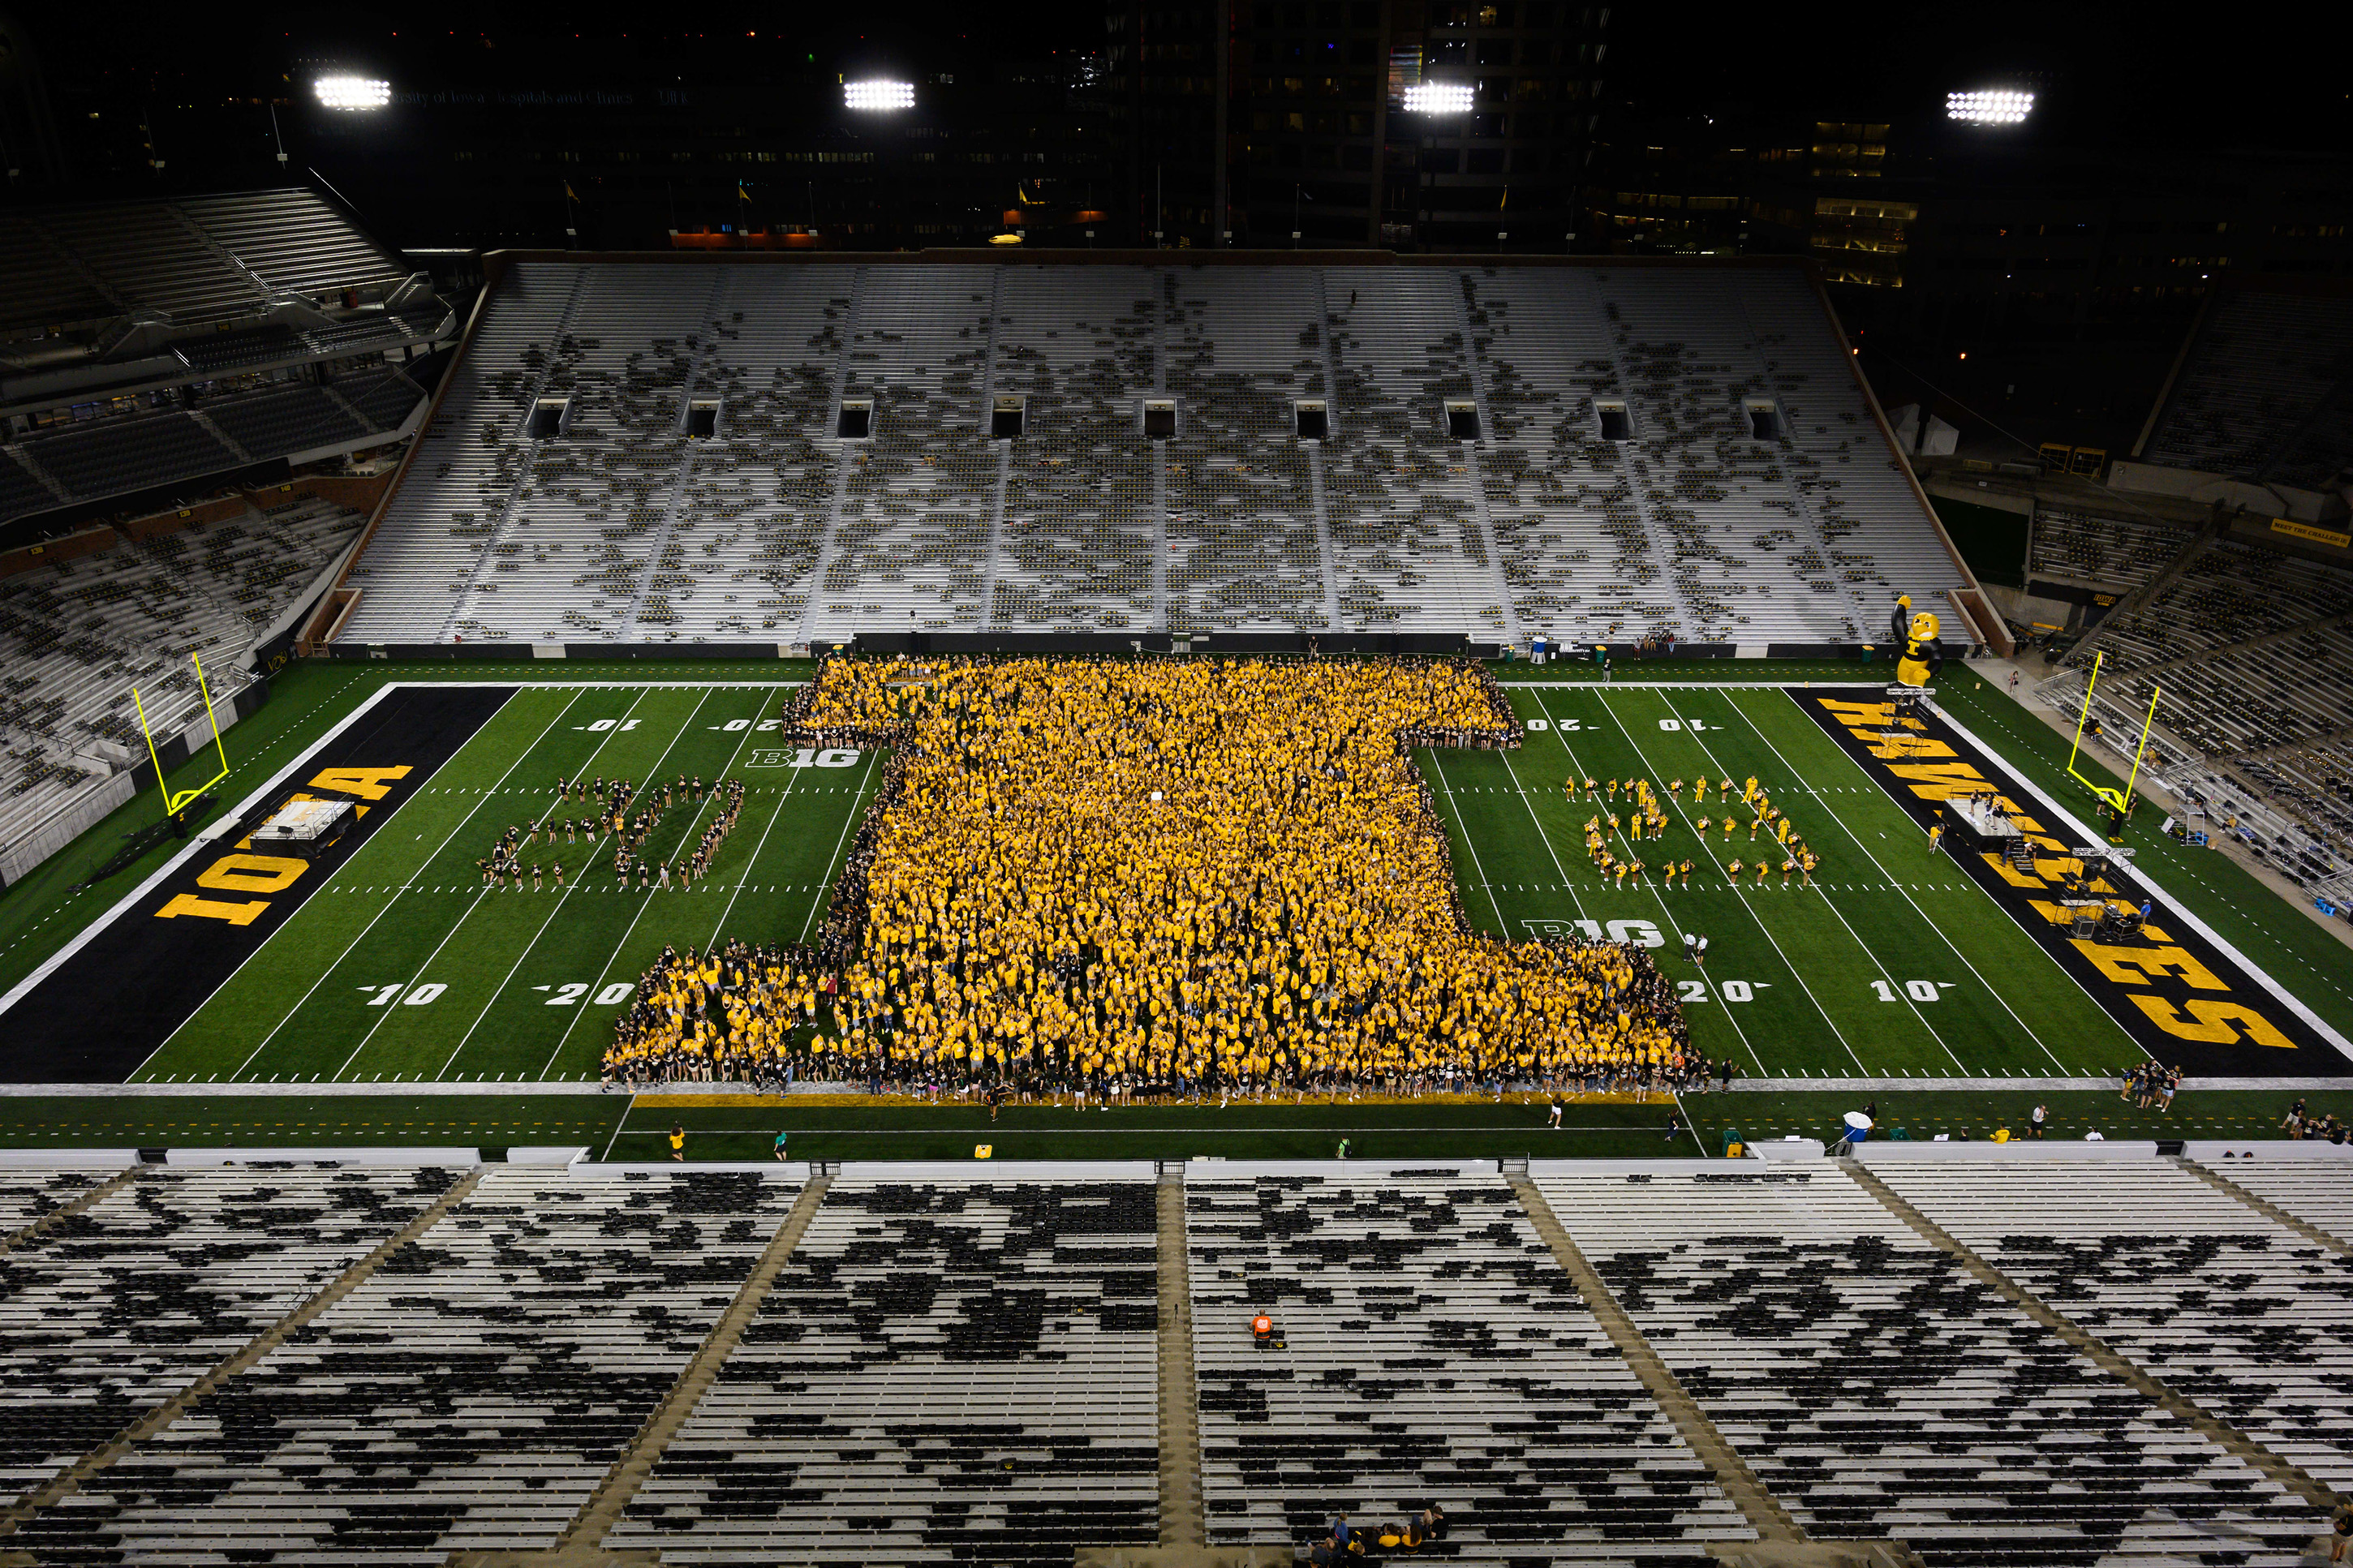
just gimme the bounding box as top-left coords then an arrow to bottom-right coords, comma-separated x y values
1563,771 -> 1820,888
600,655 -> 1695,1094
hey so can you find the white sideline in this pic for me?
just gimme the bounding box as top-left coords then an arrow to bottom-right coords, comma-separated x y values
1928,699 -> 2353,1066
0,681 -> 407,1025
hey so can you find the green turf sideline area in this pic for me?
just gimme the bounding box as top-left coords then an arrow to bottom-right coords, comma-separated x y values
2,655 -> 2347,1118
0,1093 -> 626,1152
0,1086 -> 2341,1159
605,1086 -> 2351,1162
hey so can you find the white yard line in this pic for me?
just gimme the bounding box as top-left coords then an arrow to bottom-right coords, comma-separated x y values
1609,687 -> 1965,1074
434,688 -> 781,1079
1739,688 -> 2070,1072
702,738 -> 820,947
1426,749 -> 1510,931
329,687 -> 675,1082
1517,694 -> 1772,1079
1551,689 -> 1865,1074
211,688 -> 587,1081
531,691 -> 798,1080
794,750 -> 882,945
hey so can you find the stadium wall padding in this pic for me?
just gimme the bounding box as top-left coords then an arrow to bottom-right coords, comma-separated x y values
1929,496 -> 2032,588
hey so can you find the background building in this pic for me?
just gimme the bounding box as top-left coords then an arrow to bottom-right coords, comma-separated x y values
1112,0 -> 1607,249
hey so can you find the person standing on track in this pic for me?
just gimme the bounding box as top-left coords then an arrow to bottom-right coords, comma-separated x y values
669,1125 -> 686,1162
1928,820 -> 1945,856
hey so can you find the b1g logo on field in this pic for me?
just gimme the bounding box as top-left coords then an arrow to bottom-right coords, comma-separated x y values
747,748 -> 862,769
1523,917 -> 1663,948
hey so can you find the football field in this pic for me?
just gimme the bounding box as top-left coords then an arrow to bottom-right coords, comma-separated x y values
4,671 -> 2347,1089
83,682 -> 880,1085
1430,683 -> 2119,1081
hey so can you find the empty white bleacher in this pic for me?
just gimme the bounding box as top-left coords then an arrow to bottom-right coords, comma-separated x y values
15,1167 -> 801,1564
2144,289 -> 2353,481
1188,1172 -> 1749,1563
1467,268 -> 1684,640
0,496 -> 364,869
1536,1166 -> 2316,1566
0,1165 -> 465,1507
989,265 -> 1162,631
659,267 -> 852,638
1870,1157 -> 2353,1494
2205,1157 -> 2353,1247
1322,270 -> 1508,638
1164,267 -> 1331,634
1736,270 -> 1953,624
338,264 -> 581,642
615,1175 -> 1162,1566
803,266 -> 1000,638
335,259 -> 1968,650
1602,269 -> 1869,642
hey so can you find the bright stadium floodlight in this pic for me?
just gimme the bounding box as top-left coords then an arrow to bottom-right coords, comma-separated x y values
1402,81 -> 1473,115
313,75 -> 390,111
1946,88 -> 2034,125
844,79 -> 915,112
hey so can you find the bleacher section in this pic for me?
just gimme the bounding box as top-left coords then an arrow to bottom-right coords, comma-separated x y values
0,190 -> 409,337
0,496 -> 366,873
15,1169 -> 802,1564
2045,533 -> 2353,896
0,1166 -> 111,1235
1187,1171 -> 1749,1562
615,1175 -> 1162,1566
0,1166 -> 463,1504
2141,285 -> 2353,487
2,373 -> 424,526
1537,1166 -> 2316,1566
0,189 -> 450,528
5,1158 -> 2353,1566
2208,1159 -> 2353,1245
336,258 -> 1972,648
1873,1158 -> 2353,1494
2025,506 -> 2189,591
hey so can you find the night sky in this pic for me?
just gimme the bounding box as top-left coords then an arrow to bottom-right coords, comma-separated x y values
15,1 -> 2346,155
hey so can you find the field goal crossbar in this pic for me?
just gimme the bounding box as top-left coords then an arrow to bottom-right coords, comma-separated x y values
131,652 -> 232,820
2063,651 -> 2161,822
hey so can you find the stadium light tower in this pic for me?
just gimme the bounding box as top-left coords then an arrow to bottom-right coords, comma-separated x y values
313,75 -> 390,111
1946,88 -> 2033,125
844,79 -> 915,112
1401,82 -> 1473,252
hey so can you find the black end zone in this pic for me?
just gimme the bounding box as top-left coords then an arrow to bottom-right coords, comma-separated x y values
0,685 -> 515,1083
1793,686 -> 2351,1078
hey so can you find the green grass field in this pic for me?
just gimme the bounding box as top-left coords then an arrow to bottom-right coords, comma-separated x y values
5,1087 -> 2338,1162
2,655 -> 2348,1153
1422,681 -> 2131,1080
132,680 -> 883,1085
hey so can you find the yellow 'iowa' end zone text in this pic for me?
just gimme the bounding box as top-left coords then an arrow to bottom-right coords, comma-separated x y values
154,767 -> 412,927
1817,699 -> 2295,1055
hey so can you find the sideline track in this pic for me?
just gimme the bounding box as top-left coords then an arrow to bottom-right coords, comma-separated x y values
3,1075 -> 2350,1098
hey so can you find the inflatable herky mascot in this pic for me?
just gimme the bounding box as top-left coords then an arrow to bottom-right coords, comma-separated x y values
1891,595 -> 1946,688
